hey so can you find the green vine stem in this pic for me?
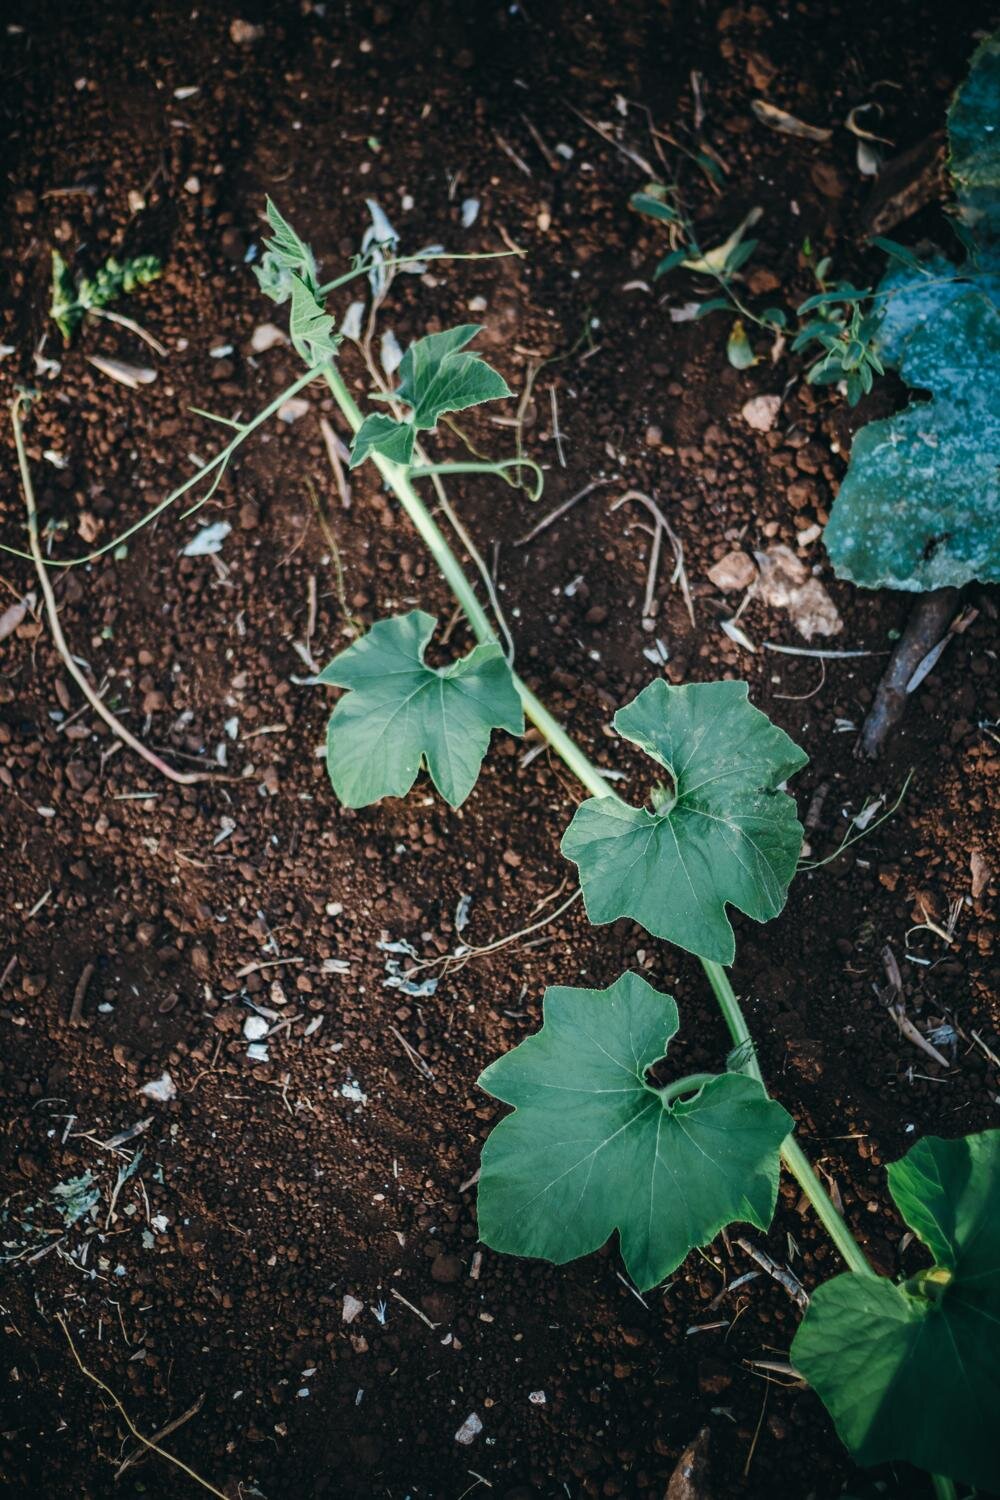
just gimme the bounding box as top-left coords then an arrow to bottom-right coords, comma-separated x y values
322,361 -> 875,1282
656,1073 -> 717,1106
317,247 -> 522,299
0,366 -> 320,570
409,458 -> 544,500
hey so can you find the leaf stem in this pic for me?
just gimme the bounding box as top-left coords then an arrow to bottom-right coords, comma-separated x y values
321,360 -> 874,1280
931,1476 -> 958,1500
317,248 -> 522,299
409,458 -> 544,500
657,1072 -> 716,1106
703,957 -> 875,1279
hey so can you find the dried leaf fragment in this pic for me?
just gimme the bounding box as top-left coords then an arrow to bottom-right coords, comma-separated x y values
86,355 -> 157,389
752,100 -> 832,142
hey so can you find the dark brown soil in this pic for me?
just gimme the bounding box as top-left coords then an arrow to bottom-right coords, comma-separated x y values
1,3 -> 997,1498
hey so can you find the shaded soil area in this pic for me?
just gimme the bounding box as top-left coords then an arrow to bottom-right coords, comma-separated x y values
1,2 -> 997,1497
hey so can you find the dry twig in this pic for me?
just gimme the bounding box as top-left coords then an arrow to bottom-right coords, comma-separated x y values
515,479 -> 615,546
12,397 -> 231,786
115,1393 -> 206,1480
610,488 -> 695,627
735,1237 -> 808,1310
319,414 -> 351,509
69,962 -> 94,1027
56,1314 -> 226,1498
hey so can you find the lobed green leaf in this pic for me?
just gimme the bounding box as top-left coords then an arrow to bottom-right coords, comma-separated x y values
792,1131 -> 1000,1491
477,972 -> 791,1291
824,31 -> 1000,590
561,680 -> 807,964
388,324 -> 512,427
318,610 -> 523,808
349,324 -> 511,469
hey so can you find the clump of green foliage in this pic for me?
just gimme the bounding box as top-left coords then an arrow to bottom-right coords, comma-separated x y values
50,248 -> 162,342
629,185 -> 783,367
790,256 -> 886,405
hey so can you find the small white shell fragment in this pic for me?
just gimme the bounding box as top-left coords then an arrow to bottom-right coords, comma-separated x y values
380,329 -> 403,376
243,1014 -> 269,1042
183,521 -> 231,557
246,1043 -> 270,1062
138,1071 -> 176,1102
461,197 -> 480,228
528,1390 -> 547,1405
741,393 -> 782,432
250,322 -> 286,353
340,1079 -> 367,1105
0,594 -> 33,643
86,355 -> 157,390
454,1412 -> 483,1445
277,397 -> 310,423
342,1294 -> 365,1324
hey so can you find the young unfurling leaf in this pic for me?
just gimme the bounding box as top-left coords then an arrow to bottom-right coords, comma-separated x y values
254,197 -> 320,303
288,274 -> 340,366
792,1130 -> 1000,1491
477,972 -> 791,1291
351,411 -> 417,468
561,680 -> 807,964
726,319 -> 756,369
50,251 -> 79,341
348,325 -> 511,468
317,610 -> 523,808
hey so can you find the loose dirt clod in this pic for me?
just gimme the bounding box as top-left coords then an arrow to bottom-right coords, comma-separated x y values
753,544 -> 842,640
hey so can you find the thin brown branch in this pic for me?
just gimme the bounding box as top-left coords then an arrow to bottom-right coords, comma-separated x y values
56,1314 -> 227,1499
12,397 -> 232,786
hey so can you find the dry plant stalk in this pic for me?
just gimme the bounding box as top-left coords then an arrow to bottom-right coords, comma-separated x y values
12,397 -> 232,787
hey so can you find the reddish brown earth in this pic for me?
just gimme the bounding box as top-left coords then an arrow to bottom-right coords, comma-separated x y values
1,3 -> 997,1498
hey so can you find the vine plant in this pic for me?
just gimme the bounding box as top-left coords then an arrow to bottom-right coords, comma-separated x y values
10,200 -> 997,1497
249,204 -> 995,1498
